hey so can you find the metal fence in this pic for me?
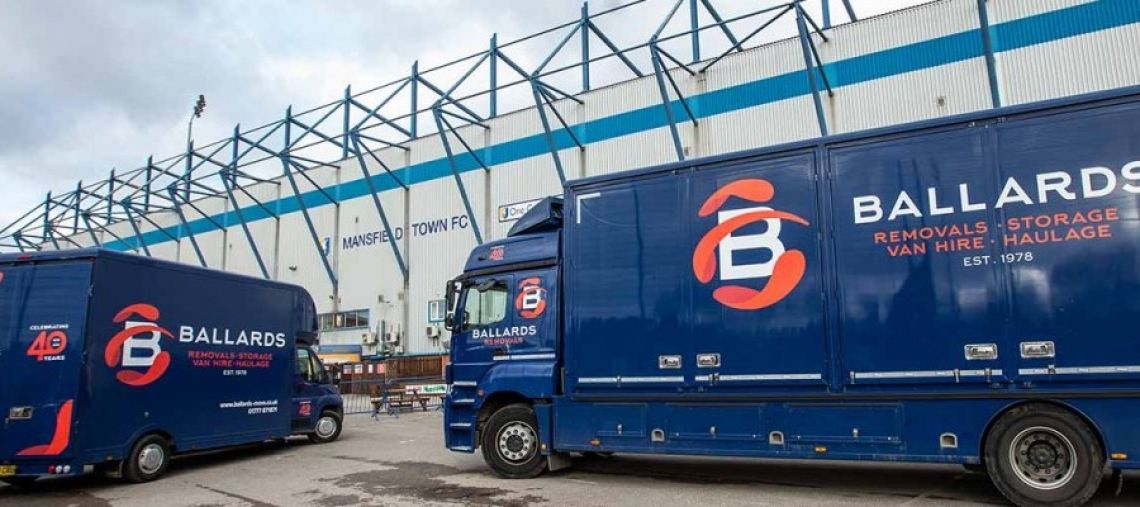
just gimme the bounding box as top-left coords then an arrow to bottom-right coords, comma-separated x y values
337,375 -> 446,417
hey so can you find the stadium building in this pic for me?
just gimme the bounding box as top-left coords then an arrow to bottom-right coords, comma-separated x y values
2,0 -> 1137,360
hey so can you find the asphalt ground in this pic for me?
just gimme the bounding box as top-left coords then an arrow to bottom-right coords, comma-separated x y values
2,410 -> 1137,506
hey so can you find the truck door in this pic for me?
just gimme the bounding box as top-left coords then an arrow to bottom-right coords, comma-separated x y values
687,152 -> 830,391
0,260 -> 92,464
451,275 -> 511,376
992,103 -> 1140,384
451,270 -> 557,375
829,127 -> 1008,387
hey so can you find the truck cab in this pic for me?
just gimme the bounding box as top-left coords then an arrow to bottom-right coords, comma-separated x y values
444,198 -> 563,477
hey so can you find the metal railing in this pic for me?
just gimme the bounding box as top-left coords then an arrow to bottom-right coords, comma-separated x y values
337,375 -> 446,417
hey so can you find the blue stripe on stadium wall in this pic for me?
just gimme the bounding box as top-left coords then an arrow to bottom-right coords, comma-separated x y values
106,0 -> 1140,252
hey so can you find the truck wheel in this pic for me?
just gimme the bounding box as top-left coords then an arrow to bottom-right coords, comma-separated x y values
123,434 -> 172,483
308,410 -> 342,443
481,404 -> 546,479
984,404 -> 1103,507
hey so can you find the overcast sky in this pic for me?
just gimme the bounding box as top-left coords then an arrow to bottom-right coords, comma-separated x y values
0,0 -> 926,232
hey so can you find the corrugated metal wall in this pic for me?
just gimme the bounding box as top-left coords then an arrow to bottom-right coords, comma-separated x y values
85,0 -> 1140,355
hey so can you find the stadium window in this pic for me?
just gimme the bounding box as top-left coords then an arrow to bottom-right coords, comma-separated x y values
427,299 -> 446,323
317,309 -> 371,331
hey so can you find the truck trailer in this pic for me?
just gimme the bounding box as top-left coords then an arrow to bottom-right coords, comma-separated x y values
443,85 -> 1140,507
0,249 -> 343,485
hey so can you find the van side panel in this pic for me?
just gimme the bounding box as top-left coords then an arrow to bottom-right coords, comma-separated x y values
829,127 -> 1007,388
78,256 -> 295,463
991,102 -> 1140,384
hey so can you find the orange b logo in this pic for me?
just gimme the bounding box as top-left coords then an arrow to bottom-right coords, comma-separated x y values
515,278 -> 547,319
104,303 -> 174,387
693,179 -> 810,310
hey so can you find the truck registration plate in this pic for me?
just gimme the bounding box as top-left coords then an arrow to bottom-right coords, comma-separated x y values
0,465 -> 15,477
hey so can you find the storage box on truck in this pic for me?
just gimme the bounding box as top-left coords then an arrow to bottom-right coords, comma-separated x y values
0,249 -> 343,486
442,86 -> 1140,507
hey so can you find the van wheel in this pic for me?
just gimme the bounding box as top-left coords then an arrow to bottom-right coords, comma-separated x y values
481,404 -> 546,479
308,410 -> 342,443
985,404 -> 1103,507
124,434 -> 171,483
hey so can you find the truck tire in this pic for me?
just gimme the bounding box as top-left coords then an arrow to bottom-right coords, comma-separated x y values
123,434 -> 172,483
481,404 -> 546,479
308,410 -> 342,443
984,404 -> 1103,507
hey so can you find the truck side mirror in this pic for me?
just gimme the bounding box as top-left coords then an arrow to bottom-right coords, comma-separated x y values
445,310 -> 456,332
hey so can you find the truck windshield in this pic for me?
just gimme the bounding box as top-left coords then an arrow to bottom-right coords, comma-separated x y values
462,281 -> 508,331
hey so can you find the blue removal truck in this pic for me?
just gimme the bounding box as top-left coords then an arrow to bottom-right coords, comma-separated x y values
0,249 -> 343,486
443,85 -> 1140,507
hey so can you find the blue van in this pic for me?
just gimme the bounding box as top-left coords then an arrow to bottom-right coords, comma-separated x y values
0,249 -> 342,485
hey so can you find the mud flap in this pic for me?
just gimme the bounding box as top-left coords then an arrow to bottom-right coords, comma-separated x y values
547,452 -> 572,472
533,402 -> 555,455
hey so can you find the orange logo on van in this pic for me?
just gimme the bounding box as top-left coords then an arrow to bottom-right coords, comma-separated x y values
693,179 -> 809,311
105,303 -> 174,387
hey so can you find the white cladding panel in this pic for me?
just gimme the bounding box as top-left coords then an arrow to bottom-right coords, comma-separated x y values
222,182 -> 280,279
143,212 -> 182,262
102,221 -> 143,255
177,197 -> 228,269
586,126 -> 685,178
822,0 -> 992,133
996,24 -> 1140,106
828,58 -> 992,134
275,205 -> 337,314
824,0 -> 982,61
700,96 -> 818,157
335,187 -> 408,353
583,73 -> 667,121
989,0 -> 1095,23
701,39 -> 802,95
406,170 -> 485,355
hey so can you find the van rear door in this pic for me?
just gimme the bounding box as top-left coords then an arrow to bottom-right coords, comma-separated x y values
0,259 -> 93,464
